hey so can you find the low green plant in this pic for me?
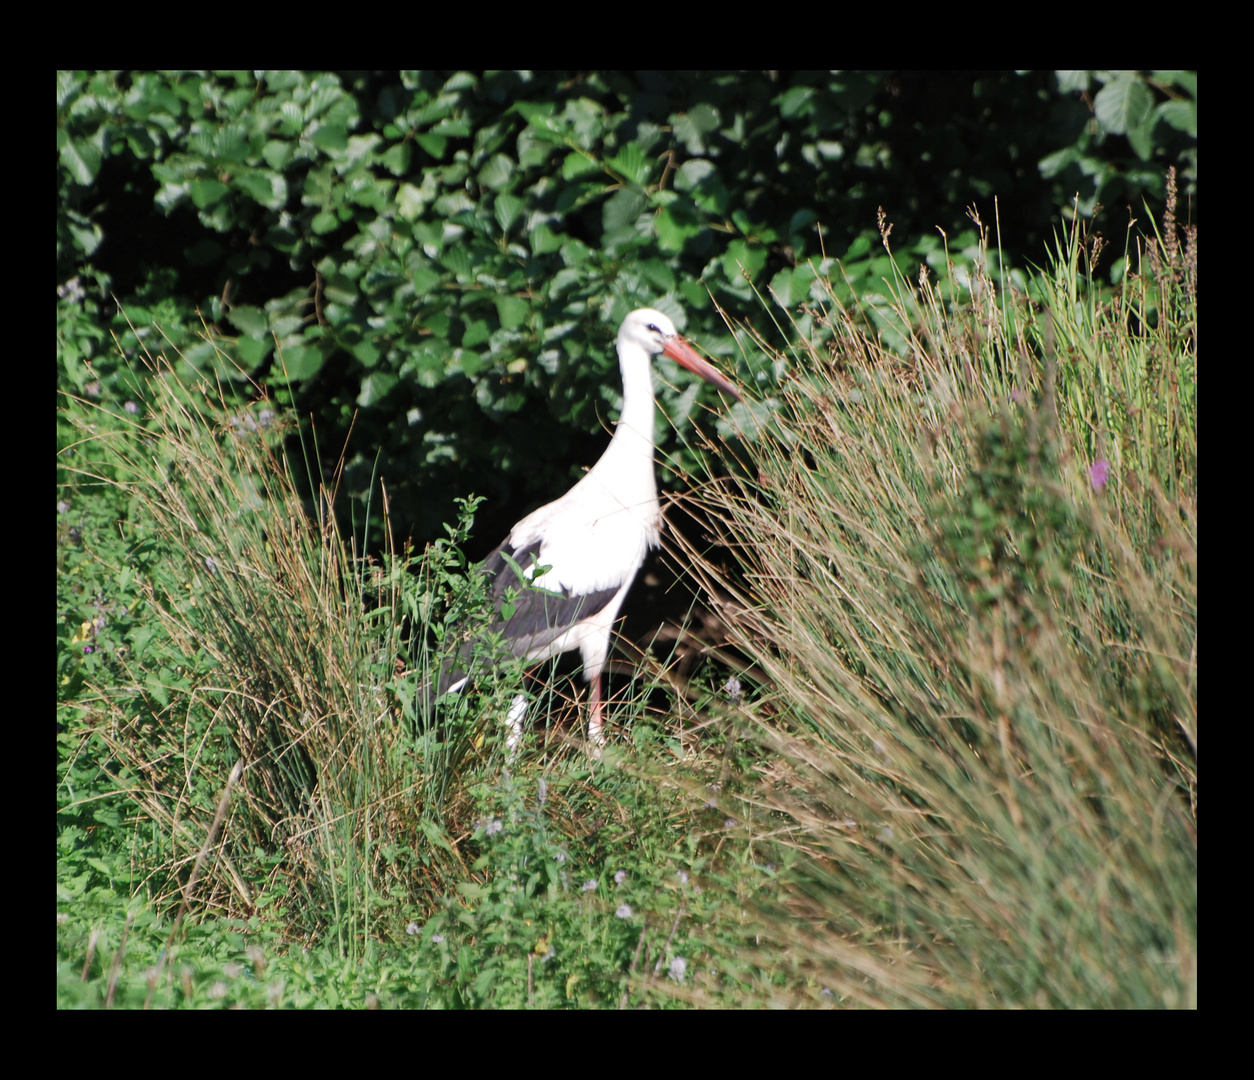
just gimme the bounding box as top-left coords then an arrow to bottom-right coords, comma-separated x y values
56,323 -> 780,1008
395,729 -> 792,1009
58,330 -> 482,945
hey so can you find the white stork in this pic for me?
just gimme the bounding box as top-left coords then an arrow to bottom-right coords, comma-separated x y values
437,307 -> 739,748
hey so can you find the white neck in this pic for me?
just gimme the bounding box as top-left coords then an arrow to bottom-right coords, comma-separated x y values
588,339 -> 657,481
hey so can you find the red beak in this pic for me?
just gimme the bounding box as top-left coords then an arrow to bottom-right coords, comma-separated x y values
660,337 -> 741,401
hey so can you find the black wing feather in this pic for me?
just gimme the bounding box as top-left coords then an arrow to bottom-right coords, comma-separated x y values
435,536 -> 622,694
484,538 -> 622,647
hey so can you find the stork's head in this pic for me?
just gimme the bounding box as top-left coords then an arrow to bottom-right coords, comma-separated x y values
617,308 -> 740,400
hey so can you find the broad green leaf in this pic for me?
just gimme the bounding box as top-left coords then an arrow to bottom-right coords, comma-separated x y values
637,258 -> 676,293
479,153 -> 514,192
777,86 -> 816,119
236,334 -> 272,366
561,152 -> 599,180
530,223 -> 565,255
462,319 -> 491,348
234,168 -> 287,210
563,97 -> 605,148
59,137 -> 101,186
494,294 -> 529,330
677,160 -> 728,215
1128,114 -> 1155,162
226,305 -> 268,337
514,101 -> 556,126
1054,70 -> 1091,93
769,267 -> 794,308
415,132 -> 446,157
349,339 -> 382,366
1038,145 -> 1079,179
655,205 -> 702,254
517,128 -> 555,167
788,209 -> 820,239
452,350 -> 487,378
345,132 -> 381,165
358,371 -> 398,406
413,92 -> 459,126
723,239 -> 767,283
494,193 -> 525,233
404,344 -> 447,389
442,71 -> 477,93
441,246 -> 474,281
382,141 -> 412,175
1094,73 -> 1153,136
311,123 -> 349,151
1158,99 -> 1196,136
280,343 -> 328,380
673,102 -> 720,153
262,138 -> 294,170
410,264 -> 443,297
190,177 -> 229,209
607,142 -> 648,186
209,123 -> 249,163
603,188 -> 647,232
397,182 -> 429,220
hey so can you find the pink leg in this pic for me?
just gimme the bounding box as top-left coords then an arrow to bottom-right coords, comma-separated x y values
588,673 -> 606,746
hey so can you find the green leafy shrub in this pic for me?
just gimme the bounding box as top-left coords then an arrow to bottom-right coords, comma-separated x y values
58,71 -> 1196,551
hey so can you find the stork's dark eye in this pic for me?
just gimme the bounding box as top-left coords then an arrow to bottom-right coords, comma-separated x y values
646,323 -> 661,334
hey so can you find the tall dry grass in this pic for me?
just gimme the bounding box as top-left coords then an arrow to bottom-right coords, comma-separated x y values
61,339 -> 484,944
673,203 -> 1196,1007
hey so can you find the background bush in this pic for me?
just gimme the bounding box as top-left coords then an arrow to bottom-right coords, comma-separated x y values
57,70 -> 1197,549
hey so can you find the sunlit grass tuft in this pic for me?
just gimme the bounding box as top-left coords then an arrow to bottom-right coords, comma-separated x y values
58,330 -> 488,960
668,196 -> 1196,1007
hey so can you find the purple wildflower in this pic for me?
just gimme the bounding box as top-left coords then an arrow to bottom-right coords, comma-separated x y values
1089,459 -> 1110,492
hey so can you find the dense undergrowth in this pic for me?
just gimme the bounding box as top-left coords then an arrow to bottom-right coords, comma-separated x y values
57,192 -> 1195,1007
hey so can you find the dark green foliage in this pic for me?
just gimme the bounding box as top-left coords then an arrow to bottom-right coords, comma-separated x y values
57,70 -> 1197,552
